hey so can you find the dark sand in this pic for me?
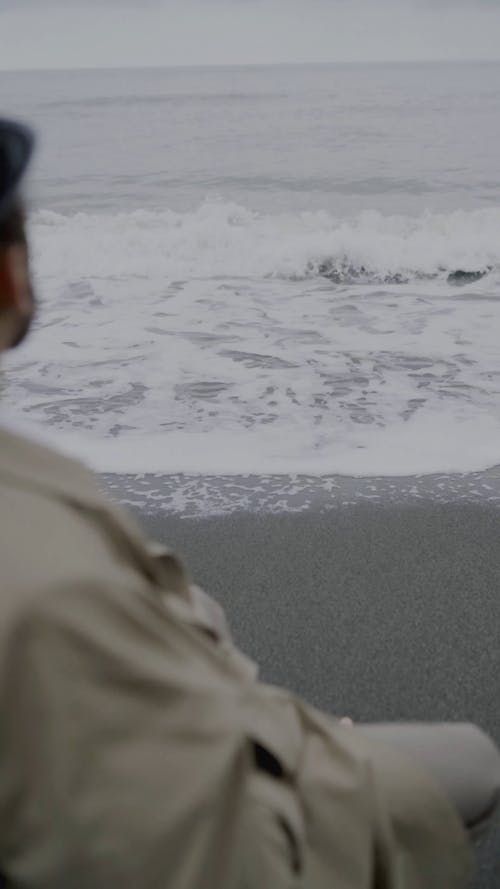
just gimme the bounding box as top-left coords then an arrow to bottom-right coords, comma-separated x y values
104,475 -> 500,888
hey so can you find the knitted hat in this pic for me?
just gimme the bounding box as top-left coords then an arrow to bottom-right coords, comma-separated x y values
0,119 -> 34,221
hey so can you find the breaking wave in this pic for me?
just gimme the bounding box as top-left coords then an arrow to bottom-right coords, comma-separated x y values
31,202 -> 500,286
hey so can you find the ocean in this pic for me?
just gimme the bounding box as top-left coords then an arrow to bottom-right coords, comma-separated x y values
1,61 -> 500,483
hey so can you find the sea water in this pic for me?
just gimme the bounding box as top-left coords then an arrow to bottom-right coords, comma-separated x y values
1,62 -> 500,477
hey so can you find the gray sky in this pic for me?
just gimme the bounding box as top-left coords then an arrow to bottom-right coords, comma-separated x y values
1,0 -> 499,70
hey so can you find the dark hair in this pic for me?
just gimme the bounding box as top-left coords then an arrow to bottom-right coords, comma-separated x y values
0,199 -> 27,249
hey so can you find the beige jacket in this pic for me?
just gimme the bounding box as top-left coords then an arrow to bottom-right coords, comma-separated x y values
0,426 -> 471,888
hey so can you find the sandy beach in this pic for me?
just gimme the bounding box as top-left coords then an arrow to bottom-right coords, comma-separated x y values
103,473 -> 500,887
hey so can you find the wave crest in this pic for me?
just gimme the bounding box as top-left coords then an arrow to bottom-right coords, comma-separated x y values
31,202 -> 500,284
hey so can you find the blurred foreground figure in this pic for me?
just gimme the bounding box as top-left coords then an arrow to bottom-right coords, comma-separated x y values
0,120 -> 471,888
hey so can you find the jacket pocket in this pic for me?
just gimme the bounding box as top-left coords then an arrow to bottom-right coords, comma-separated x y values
240,767 -> 305,889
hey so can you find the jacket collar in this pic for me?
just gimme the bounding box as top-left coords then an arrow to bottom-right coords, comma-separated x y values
0,424 -> 171,586
0,423 -> 107,510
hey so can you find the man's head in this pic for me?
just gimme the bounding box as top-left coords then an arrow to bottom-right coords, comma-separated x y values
0,120 -> 35,351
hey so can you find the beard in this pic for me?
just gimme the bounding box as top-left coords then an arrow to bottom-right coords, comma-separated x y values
9,278 -> 36,349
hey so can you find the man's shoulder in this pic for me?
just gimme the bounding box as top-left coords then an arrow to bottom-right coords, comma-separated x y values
0,422 -> 101,501
0,424 -> 151,607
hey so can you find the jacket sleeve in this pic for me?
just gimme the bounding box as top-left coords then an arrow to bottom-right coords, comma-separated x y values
294,701 -> 472,889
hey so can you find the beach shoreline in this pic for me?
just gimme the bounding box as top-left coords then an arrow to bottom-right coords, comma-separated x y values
102,465 -> 500,517
100,470 -> 500,730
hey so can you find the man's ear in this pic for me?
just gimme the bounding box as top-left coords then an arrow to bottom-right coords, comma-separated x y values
0,244 -> 34,350
0,244 -> 31,315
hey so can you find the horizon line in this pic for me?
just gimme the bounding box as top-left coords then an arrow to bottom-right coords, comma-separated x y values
1,57 -> 500,75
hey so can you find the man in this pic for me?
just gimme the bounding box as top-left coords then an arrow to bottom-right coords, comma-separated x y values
0,117 -> 471,888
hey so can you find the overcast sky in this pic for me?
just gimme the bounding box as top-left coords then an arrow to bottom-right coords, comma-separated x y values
0,0 -> 499,70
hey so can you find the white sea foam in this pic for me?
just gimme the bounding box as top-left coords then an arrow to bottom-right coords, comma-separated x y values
31,203 -> 500,282
4,202 -> 500,477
